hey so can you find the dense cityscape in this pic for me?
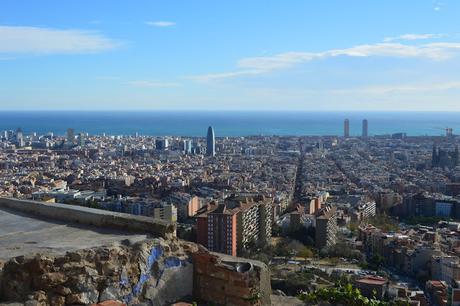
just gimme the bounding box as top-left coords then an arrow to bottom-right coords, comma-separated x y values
2,118 -> 460,305
3,0 -> 460,304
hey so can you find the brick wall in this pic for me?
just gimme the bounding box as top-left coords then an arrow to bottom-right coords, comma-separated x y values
192,251 -> 271,306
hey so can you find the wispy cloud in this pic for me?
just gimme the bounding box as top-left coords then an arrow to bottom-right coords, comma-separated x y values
239,43 -> 460,69
190,41 -> 460,81
128,80 -> 180,88
186,70 -> 263,82
384,33 -> 448,42
145,21 -> 176,27
0,26 -> 120,55
330,81 -> 460,95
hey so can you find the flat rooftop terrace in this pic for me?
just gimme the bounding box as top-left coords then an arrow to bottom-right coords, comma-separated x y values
0,206 -> 148,261
0,197 -> 175,261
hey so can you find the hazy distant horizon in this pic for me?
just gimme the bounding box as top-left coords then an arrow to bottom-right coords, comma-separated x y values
1,110 -> 459,137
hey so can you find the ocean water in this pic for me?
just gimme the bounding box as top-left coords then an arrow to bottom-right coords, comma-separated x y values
0,111 -> 459,137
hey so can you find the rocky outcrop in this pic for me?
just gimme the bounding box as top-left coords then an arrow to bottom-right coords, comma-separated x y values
0,238 -> 196,305
0,239 -> 271,306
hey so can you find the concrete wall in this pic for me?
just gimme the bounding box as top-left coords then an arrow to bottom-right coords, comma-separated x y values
0,197 -> 175,238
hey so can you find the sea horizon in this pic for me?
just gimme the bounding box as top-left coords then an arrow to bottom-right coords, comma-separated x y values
1,110 -> 459,137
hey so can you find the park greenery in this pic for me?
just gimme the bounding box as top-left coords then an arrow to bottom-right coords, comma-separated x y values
403,215 -> 446,226
368,214 -> 399,232
299,284 -> 410,306
360,254 -> 385,271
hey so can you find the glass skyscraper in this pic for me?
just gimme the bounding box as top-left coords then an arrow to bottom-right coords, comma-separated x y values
206,126 -> 215,156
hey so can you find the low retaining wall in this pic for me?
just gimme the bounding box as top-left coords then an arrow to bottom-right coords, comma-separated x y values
0,197 -> 175,238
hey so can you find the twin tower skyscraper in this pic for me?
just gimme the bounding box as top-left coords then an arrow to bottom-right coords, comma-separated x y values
344,119 -> 368,137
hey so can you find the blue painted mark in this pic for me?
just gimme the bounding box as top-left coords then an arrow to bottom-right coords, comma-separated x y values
154,257 -> 186,287
148,245 -> 163,267
164,256 -> 182,268
133,273 -> 149,295
121,245 -> 163,303
122,293 -> 133,304
120,246 -> 189,302
132,246 -> 163,296
132,245 -> 164,296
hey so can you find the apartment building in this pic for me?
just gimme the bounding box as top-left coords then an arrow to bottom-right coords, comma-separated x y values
432,256 -> 460,284
351,201 -> 377,223
196,195 -> 273,256
168,192 -> 201,221
153,204 -> 177,223
315,205 -> 337,249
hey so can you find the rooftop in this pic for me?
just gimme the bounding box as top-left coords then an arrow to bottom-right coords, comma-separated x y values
356,276 -> 387,286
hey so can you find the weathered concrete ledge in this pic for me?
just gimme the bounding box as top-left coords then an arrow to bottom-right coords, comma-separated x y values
0,198 -> 175,239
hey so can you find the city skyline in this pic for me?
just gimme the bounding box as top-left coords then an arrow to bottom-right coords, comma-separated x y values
1,0 -> 460,111
4,2 -> 460,305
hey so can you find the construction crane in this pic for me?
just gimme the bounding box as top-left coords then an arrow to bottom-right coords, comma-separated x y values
434,126 -> 454,137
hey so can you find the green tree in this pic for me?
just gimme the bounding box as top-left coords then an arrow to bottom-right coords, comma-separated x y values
298,246 -> 314,263
299,284 -> 410,306
368,254 -> 385,270
368,214 -> 399,232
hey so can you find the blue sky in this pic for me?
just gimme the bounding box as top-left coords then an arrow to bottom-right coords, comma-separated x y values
1,0 -> 460,111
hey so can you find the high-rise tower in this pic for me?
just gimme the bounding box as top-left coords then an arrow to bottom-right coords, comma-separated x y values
362,119 -> 368,137
206,126 -> 215,156
67,128 -> 75,143
78,133 -> 86,147
344,119 -> 350,138
16,128 -> 24,147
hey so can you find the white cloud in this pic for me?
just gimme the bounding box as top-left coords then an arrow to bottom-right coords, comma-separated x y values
0,26 -> 120,55
240,43 -> 460,69
384,33 -> 448,42
190,41 -> 460,81
238,52 -> 317,70
145,21 -> 176,27
330,81 -> 460,95
128,80 -> 180,88
186,70 -> 263,82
